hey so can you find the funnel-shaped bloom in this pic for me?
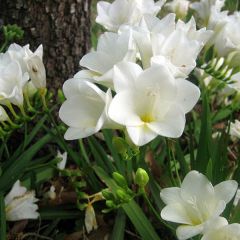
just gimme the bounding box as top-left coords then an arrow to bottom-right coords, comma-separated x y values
5,180 -> 39,221
80,31 -> 136,88
59,77 -> 118,140
160,171 -> 238,240
108,62 -> 200,146
96,0 -> 165,32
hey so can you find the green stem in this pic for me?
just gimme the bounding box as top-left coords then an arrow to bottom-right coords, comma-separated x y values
6,102 -> 19,120
141,190 -> 175,233
18,105 -> 29,119
0,192 -> 6,240
24,92 -> 36,113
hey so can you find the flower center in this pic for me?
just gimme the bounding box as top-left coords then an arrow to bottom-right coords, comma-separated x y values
140,114 -> 154,123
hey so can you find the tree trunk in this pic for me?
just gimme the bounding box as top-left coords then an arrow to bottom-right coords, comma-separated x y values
0,0 -> 92,90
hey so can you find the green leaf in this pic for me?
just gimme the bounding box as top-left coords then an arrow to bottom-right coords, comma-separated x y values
0,133 -> 53,191
195,92 -> 212,174
0,192 -> 6,240
110,209 -> 126,240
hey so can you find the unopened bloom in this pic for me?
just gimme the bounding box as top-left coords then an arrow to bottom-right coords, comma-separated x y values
160,171 -> 238,240
96,0 -> 165,32
59,78 -> 118,140
109,62 -> 200,146
229,120 -> 240,141
5,180 -> 39,221
80,31 -> 136,88
165,0 -> 190,19
57,150 -> 67,170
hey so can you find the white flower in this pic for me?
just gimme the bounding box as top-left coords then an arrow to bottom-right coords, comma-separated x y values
59,78 -> 118,140
57,150 -> 67,170
133,14 -> 212,75
85,204 -> 98,233
202,221 -> 240,240
0,106 -> 9,122
160,170 -> 238,240
210,12 -> 240,64
108,62 -> 200,146
8,43 -> 46,89
96,0 -> 165,32
0,53 -> 29,106
80,31 -> 136,88
191,0 -> 225,26
229,120 -> 240,141
5,180 -> 39,221
165,0 -> 190,19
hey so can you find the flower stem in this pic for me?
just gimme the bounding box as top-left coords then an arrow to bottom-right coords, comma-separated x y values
0,192 -> 6,240
141,189 -> 175,233
6,102 -> 19,120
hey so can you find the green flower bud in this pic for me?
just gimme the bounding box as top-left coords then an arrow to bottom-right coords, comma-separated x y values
112,172 -> 128,188
135,168 -> 149,187
116,189 -> 131,203
102,189 -> 114,200
106,200 -> 116,208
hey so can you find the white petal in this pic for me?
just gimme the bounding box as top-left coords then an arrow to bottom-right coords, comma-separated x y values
108,91 -> 143,126
214,180 -> 238,204
80,52 -> 113,74
5,180 -> 26,205
176,224 -> 204,240
175,79 -> 200,113
180,171 -> 215,203
113,62 -> 142,92
148,104 -> 186,138
126,124 -> 157,146
161,203 -> 192,225
160,187 -> 182,205
64,127 -> 97,140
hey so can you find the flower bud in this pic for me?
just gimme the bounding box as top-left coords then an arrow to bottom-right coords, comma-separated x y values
135,168 -> 149,187
112,172 -> 128,188
102,189 -> 114,200
116,189 -> 131,203
106,200 -> 116,208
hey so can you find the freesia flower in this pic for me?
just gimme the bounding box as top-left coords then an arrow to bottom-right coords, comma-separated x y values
210,12 -> 240,65
229,120 -> 240,141
108,62 -> 200,146
8,43 -> 46,89
0,52 -> 29,106
202,221 -> 240,240
59,77 -> 118,140
165,0 -> 190,19
191,0 -> 225,27
160,170 -> 238,240
133,14 -> 212,75
5,180 -> 39,221
96,0 -> 165,32
80,31 -> 136,88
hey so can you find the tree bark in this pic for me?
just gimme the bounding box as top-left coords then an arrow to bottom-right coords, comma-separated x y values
0,0 -> 92,90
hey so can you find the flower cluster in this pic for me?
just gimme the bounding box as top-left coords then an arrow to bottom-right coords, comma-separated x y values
59,0 -> 213,146
0,43 -> 46,106
160,170 -> 239,240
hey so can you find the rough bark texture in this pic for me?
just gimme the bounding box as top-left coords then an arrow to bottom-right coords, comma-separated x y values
0,0 -> 92,90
